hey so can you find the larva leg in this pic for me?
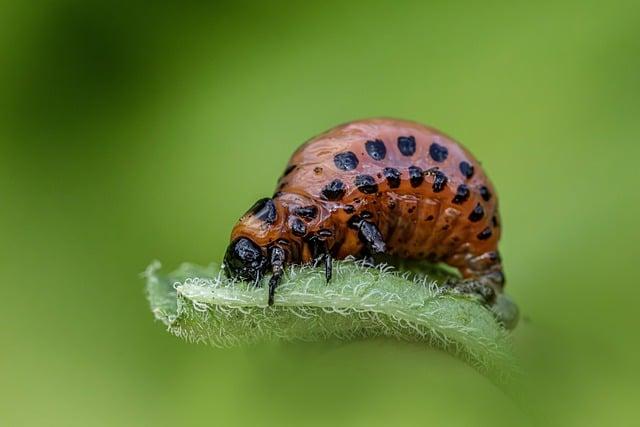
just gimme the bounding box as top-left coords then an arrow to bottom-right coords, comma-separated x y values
309,237 -> 332,283
446,251 -> 504,303
324,252 -> 332,282
268,246 -> 286,306
357,221 -> 386,255
449,278 -> 496,303
446,269 -> 518,329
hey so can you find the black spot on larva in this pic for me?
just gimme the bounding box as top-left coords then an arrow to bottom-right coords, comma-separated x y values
408,206 -> 415,213
321,179 -> 346,201
247,198 -> 277,223
479,185 -> 492,201
408,166 -> 424,187
293,205 -> 318,220
343,205 -> 355,214
477,227 -> 492,240
452,184 -> 470,204
283,164 -> 296,176
365,139 -> 386,160
313,166 -> 323,174
429,170 -> 448,192
388,200 -> 397,210
333,151 -> 359,171
291,218 -> 307,237
469,203 -> 485,222
429,142 -> 448,162
442,224 -> 450,230
459,161 -> 474,179
397,136 -> 416,156
383,167 -> 401,188
489,251 -> 501,262
347,215 -> 361,229
492,215 -> 499,227
354,175 -> 378,194
426,215 -> 434,221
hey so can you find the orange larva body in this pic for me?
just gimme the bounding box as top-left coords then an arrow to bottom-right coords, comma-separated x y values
226,119 -> 504,302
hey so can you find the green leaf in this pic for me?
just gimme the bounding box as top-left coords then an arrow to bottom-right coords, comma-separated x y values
144,259 -> 517,382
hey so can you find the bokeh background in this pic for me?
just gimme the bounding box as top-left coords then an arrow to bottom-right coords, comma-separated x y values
2,0 -> 639,425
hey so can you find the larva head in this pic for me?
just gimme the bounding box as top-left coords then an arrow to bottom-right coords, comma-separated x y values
224,236 -> 267,283
224,194 -> 323,282
224,198 -> 279,283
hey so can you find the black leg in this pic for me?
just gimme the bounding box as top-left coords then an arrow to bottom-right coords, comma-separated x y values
358,220 -> 386,254
324,252 -> 332,282
309,237 -> 323,265
309,237 -> 332,283
453,279 -> 496,303
268,246 -> 286,306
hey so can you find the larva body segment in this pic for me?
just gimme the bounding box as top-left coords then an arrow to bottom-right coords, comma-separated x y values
225,119 -> 504,304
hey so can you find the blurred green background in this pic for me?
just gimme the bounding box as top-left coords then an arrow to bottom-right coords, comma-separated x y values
1,0 -> 639,425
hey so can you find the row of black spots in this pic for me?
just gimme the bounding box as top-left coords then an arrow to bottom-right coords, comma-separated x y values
334,135 -> 449,170
451,183 -> 493,207
384,165 -> 448,193
397,136 -> 449,164
321,176 -> 379,201
393,137 -> 450,163
321,163 -> 458,200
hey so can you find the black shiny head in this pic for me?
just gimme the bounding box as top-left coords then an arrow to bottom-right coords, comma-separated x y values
224,237 -> 267,283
